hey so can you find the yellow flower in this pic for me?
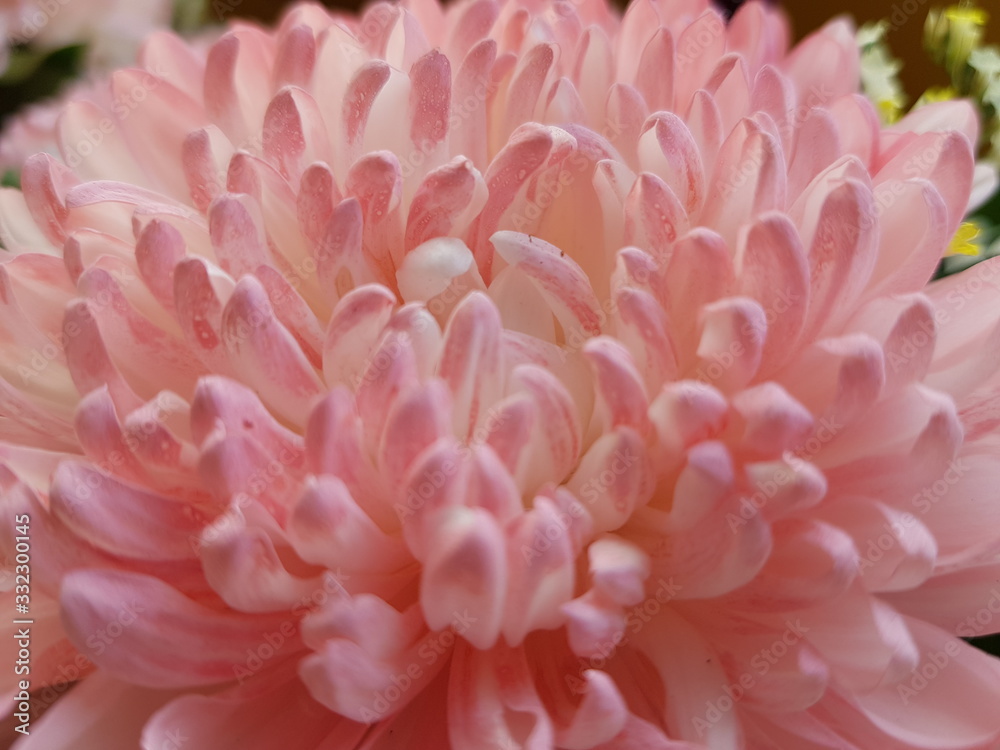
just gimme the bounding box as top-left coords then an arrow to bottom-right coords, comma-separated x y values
947,221 -> 983,256
944,5 -> 989,26
927,4 -> 988,83
858,21 -> 907,124
916,86 -> 960,107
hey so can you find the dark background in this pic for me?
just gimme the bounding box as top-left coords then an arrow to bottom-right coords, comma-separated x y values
220,0 -> 999,100
3,0 -> 999,128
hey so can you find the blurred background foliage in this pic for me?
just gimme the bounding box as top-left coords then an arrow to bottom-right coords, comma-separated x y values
4,0 -> 999,123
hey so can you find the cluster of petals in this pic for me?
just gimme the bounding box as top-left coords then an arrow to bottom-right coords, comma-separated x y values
2,0 -> 1000,748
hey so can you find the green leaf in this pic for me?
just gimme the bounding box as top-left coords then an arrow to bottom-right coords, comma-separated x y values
0,47 -> 55,85
173,0 -> 210,32
0,44 -> 86,126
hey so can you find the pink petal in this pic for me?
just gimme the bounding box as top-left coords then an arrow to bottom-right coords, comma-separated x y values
273,24 -> 318,88
503,43 -> 556,141
289,475 -> 410,573
583,336 -> 651,434
555,670 -> 630,749
61,569 -> 301,688
62,299 -> 142,414
450,39 -> 497,168
111,69 -> 208,198
409,49 -> 452,150
20,153 -> 77,245
612,285 -> 679,393
182,126 -> 235,212
49,460 -> 206,561
843,617 -> 1000,749
694,297 -> 767,392
221,276 -> 324,426
263,86 -> 333,182
199,509 -> 322,612
420,506 -> 507,649
735,212 -> 809,371
14,672 -> 174,750
568,427 -> 654,534
209,193 -> 273,280
724,518 -> 856,610
788,107 -> 843,198
635,28 -> 675,112
875,131 -> 974,238
673,9 -> 726,112
637,112 -> 705,215
634,607 -> 743,749
405,157 -> 487,252
135,219 -> 186,313
781,18 -> 860,106
624,171 -> 689,262
491,230 -> 603,340
436,291 -> 504,437
502,496 -> 576,644
702,119 -> 785,247
798,179 -> 878,339
511,363 -> 583,490
344,150 -> 404,278
342,61 -> 392,164
142,666 -> 364,750
817,497 -> 936,593
204,30 -> 276,145
172,257 -> 234,375
664,228 -> 733,363
378,378 -> 452,486
648,380 -> 728,461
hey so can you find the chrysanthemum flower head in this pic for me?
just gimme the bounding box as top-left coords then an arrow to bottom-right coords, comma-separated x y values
2,1 -> 1000,748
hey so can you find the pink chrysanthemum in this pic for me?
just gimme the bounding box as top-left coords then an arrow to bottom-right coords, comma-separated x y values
2,1 -> 1000,748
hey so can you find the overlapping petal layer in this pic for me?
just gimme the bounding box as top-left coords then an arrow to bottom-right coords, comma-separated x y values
1,1 -> 999,748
